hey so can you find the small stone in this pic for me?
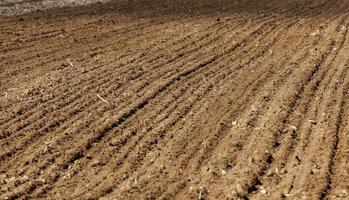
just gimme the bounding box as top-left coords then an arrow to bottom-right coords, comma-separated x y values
232,120 -> 237,126
221,169 -> 226,175
311,30 -> 320,36
311,168 -> 319,174
279,168 -> 287,174
261,189 -> 267,195
21,175 -> 29,181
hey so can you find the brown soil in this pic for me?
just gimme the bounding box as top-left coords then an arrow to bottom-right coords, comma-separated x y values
1,0 -> 349,199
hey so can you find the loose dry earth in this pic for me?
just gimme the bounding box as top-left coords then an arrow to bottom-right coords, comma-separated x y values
1,0 -> 349,199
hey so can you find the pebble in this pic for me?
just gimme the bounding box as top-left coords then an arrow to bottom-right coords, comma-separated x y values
221,169 -> 226,175
261,189 -> 267,195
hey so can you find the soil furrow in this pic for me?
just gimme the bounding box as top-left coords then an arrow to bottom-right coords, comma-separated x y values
1,0 -> 349,199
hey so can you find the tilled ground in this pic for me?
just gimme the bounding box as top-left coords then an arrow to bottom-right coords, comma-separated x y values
1,0 -> 349,199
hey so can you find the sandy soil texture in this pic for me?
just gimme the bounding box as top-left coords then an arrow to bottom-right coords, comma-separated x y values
1,0 -> 349,199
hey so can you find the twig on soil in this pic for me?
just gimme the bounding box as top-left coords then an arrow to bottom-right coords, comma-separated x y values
4,92 -> 8,99
199,186 -> 206,200
199,190 -> 204,200
66,59 -> 74,67
202,74 -> 208,83
95,94 -> 109,104
308,119 -> 317,125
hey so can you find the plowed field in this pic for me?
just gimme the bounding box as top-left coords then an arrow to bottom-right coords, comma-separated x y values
1,0 -> 349,199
